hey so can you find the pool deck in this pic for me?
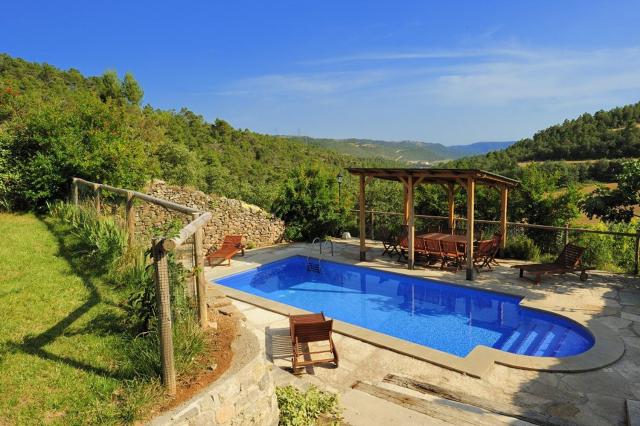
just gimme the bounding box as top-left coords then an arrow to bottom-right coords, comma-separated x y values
205,239 -> 640,425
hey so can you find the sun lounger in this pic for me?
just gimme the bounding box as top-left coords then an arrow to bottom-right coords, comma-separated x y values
512,243 -> 588,284
205,235 -> 245,266
289,312 -> 338,372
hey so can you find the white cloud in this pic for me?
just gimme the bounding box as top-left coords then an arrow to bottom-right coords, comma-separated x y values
218,46 -> 640,108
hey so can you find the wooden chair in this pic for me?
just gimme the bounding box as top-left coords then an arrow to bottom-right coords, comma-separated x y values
440,240 -> 464,271
424,238 -> 443,266
379,227 -> 400,257
205,235 -> 245,266
289,312 -> 339,372
511,243 -> 588,284
473,239 -> 495,272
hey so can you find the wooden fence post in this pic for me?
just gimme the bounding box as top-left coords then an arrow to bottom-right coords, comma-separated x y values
152,238 -> 176,395
370,211 -> 375,240
93,184 -> 101,214
192,213 -> 208,329
126,192 -> 135,246
634,230 -> 640,275
563,224 -> 569,246
71,179 -> 79,205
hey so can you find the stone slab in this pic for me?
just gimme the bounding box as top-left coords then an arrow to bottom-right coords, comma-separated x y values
627,399 -> 640,426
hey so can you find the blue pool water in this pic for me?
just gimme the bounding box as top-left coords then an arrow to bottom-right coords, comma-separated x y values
216,256 -> 594,358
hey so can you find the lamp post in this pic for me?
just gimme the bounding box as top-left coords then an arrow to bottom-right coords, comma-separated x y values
336,172 -> 343,204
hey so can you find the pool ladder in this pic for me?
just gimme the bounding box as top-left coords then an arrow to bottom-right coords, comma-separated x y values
306,237 -> 333,272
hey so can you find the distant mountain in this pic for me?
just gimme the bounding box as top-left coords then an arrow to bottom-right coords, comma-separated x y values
288,136 -> 515,165
448,141 -> 515,157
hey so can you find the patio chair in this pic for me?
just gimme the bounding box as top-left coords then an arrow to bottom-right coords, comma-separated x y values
473,239 -> 495,272
424,237 -> 443,266
205,235 -> 245,266
440,240 -> 465,271
379,227 -> 400,257
289,312 -> 339,372
511,243 -> 588,284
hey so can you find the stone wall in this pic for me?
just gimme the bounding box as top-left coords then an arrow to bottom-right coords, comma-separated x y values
150,328 -> 279,426
135,180 -> 285,252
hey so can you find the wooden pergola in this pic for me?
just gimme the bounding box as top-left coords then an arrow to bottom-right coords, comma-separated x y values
347,168 -> 519,280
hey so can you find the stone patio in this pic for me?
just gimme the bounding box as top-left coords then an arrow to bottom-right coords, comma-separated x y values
205,239 -> 640,426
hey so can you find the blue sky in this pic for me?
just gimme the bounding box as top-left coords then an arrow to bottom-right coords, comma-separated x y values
2,1 -> 640,145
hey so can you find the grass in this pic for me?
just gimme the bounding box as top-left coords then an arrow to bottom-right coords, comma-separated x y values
0,212 -> 160,424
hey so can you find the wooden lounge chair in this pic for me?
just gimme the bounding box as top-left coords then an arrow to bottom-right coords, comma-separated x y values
511,243 -> 588,284
205,235 -> 245,266
289,312 -> 338,372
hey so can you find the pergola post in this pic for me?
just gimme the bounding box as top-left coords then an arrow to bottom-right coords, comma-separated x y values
447,183 -> 455,232
407,176 -> 415,270
402,184 -> 409,225
359,175 -> 367,261
499,187 -> 508,253
466,178 -> 475,280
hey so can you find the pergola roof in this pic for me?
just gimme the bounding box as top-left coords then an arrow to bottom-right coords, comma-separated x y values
347,168 -> 519,188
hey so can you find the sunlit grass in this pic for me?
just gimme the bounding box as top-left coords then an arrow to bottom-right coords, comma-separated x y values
0,213 -> 160,424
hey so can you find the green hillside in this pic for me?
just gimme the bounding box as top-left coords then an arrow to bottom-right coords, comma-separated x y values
0,54 -> 396,211
505,102 -> 640,161
289,136 -> 513,164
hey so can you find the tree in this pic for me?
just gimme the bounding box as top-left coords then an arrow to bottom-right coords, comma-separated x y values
581,160 -> 640,223
99,70 -> 122,102
272,167 -> 352,241
122,72 -> 144,105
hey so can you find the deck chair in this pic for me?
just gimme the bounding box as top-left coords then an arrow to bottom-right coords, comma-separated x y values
424,237 -> 443,266
289,312 -> 339,372
511,243 -> 588,284
205,235 -> 245,266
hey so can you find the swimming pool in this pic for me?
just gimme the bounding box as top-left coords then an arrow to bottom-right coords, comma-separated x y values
215,255 -> 594,358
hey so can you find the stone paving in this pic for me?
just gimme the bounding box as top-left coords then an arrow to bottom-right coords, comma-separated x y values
205,240 -> 640,426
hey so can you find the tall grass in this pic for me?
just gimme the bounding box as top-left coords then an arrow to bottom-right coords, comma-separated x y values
47,201 -> 205,387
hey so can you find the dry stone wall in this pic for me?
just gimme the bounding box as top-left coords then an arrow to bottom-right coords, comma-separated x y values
149,328 -> 279,426
135,180 -> 285,252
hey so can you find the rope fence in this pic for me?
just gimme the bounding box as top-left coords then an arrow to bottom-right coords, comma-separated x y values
71,177 -> 212,395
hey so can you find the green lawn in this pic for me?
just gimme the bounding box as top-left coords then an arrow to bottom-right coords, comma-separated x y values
0,213 -> 156,425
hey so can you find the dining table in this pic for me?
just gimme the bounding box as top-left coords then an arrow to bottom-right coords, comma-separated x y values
417,232 -> 471,245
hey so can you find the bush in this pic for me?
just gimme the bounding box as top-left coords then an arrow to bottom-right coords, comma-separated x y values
504,234 -> 541,261
272,167 -> 353,241
276,385 -> 341,426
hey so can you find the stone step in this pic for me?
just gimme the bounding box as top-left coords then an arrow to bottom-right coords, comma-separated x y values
209,297 -> 232,309
353,380 -> 534,426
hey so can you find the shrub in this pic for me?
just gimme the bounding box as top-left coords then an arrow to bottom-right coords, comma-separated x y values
504,234 -> 541,261
276,385 -> 341,426
272,167 -> 353,241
